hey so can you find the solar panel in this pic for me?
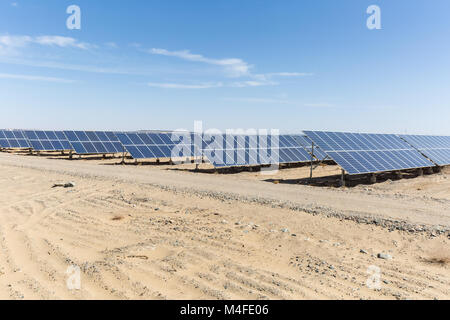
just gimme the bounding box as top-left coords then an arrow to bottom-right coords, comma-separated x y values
23,130 -> 72,151
400,135 -> 450,166
0,129 -> 30,149
292,134 -> 328,161
116,131 -> 198,159
63,131 -> 123,154
202,134 -> 311,168
303,131 -> 435,175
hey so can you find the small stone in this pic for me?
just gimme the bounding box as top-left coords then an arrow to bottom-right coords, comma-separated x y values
360,249 -> 368,254
281,228 -> 289,233
377,253 -> 392,260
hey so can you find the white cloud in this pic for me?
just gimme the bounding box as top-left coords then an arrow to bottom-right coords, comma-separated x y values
147,47 -> 313,88
267,72 -> 313,77
0,34 -> 91,51
11,2 -> 18,7
146,80 -> 279,89
148,82 -> 223,89
34,36 -> 90,49
105,42 -> 118,48
0,73 -> 75,83
149,48 -> 251,77
224,97 -> 290,104
0,35 -> 32,48
230,80 -> 277,88
304,103 -> 334,108
252,72 -> 313,81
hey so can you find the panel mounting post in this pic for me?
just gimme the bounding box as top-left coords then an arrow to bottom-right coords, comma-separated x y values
309,142 -> 314,182
121,146 -> 125,164
340,169 -> 346,187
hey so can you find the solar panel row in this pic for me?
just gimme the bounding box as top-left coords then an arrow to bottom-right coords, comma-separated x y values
116,132 -> 313,167
23,130 -> 72,151
400,135 -> 450,166
115,131 -> 198,159
0,130 -> 30,149
304,131 -> 435,175
63,131 -> 123,154
291,134 -> 328,161
1,128 -> 449,174
189,134 -> 311,167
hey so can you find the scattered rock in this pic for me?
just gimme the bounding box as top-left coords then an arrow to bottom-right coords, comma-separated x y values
377,253 -> 392,260
281,228 -> 289,233
360,249 -> 368,254
52,182 -> 75,188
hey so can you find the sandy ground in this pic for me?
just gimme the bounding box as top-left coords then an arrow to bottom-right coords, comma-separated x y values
0,152 -> 448,299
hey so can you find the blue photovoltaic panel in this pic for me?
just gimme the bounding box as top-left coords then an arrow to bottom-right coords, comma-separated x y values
292,134 -> 328,161
400,135 -> 450,166
202,134 -> 311,168
63,131 -> 123,154
304,131 -> 435,175
116,131 -> 199,159
23,130 -> 72,151
0,129 -> 30,149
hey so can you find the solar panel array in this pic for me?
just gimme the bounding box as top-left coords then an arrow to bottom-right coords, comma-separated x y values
400,135 -> 450,166
23,130 -> 72,151
292,134 -> 328,161
0,130 -> 30,149
304,131 -> 435,175
117,132 -> 313,167
202,134 -> 312,168
116,131 -> 198,159
63,131 -> 123,154
1,127 -> 449,175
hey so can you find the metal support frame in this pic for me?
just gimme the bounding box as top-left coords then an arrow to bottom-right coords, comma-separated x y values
340,169 -> 346,187
308,141 -> 331,181
121,146 -> 126,164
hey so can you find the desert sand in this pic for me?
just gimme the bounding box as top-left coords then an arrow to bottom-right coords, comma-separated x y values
0,152 -> 448,299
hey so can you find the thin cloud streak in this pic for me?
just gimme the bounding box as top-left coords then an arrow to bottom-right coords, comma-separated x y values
147,80 -> 278,89
0,73 -> 75,83
147,82 -> 223,89
149,48 -> 251,77
0,35 -> 92,50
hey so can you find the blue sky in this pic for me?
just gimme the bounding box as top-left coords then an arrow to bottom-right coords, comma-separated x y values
1,0 -> 449,134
